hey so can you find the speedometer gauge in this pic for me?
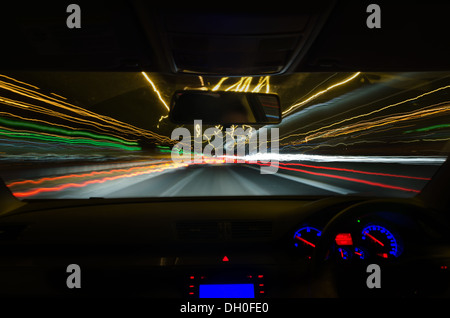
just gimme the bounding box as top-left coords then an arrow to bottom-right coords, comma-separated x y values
361,225 -> 401,258
293,226 -> 322,258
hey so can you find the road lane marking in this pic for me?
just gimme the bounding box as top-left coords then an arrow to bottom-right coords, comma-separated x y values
226,167 -> 270,196
158,168 -> 204,197
245,165 -> 355,195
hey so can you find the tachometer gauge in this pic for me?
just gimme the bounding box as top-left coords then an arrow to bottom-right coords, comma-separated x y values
293,226 -> 322,258
361,225 -> 401,258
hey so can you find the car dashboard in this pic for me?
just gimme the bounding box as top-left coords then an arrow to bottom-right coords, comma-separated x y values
0,196 -> 449,299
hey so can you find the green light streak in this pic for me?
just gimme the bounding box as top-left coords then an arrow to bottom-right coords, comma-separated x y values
0,116 -> 138,146
0,128 -> 141,151
403,124 -> 450,134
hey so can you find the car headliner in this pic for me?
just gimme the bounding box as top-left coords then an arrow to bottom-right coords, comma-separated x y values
1,1 -> 450,73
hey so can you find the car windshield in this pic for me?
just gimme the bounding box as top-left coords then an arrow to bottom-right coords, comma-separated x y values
0,71 -> 449,199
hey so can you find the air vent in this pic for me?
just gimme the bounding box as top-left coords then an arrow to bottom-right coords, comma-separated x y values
176,221 -> 272,240
176,221 -> 219,240
231,221 -> 272,239
0,223 -> 29,240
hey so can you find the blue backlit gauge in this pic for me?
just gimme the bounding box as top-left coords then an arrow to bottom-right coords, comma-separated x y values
354,247 -> 366,260
361,225 -> 401,258
338,247 -> 350,260
293,226 -> 322,258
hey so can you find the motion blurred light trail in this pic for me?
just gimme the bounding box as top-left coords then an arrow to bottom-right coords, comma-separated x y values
6,160 -> 175,187
277,84 -> 450,149
282,72 -> 361,116
0,115 -> 139,145
7,157 -> 228,198
0,74 -> 175,144
5,156 -> 437,199
252,162 -> 421,194
0,127 -> 142,151
141,72 -> 170,111
237,153 -> 447,164
10,161 -> 188,198
210,76 -> 270,93
276,162 -> 431,180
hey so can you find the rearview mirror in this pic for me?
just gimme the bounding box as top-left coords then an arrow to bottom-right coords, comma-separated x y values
169,90 -> 281,125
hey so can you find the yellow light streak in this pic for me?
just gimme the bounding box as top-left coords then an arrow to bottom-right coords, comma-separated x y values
0,74 -> 40,90
212,77 -> 229,91
281,101 -> 450,148
225,77 -> 245,92
198,76 -> 205,86
282,72 -> 361,116
50,92 -> 67,100
252,76 -> 270,93
210,76 -> 270,94
0,75 -> 176,144
157,115 -> 169,129
141,71 -> 170,111
239,77 -> 253,92
278,83 -> 450,145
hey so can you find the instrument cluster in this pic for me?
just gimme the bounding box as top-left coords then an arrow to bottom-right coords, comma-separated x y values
292,215 -> 404,262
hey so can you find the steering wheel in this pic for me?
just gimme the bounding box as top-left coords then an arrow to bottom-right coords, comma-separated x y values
308,198 -> 430,297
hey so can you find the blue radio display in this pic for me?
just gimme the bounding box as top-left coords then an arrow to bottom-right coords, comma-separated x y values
199,284 -> 255,298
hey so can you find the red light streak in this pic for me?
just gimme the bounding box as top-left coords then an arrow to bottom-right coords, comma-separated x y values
11,163 -> 186,198
6,161 -> 174,187
8,156 -> 425,199
253,162 -> 421,193
278,162 -> 430,181
9,159 -> 228,198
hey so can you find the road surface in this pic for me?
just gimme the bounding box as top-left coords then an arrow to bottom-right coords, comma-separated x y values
1,158 -> 443,199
